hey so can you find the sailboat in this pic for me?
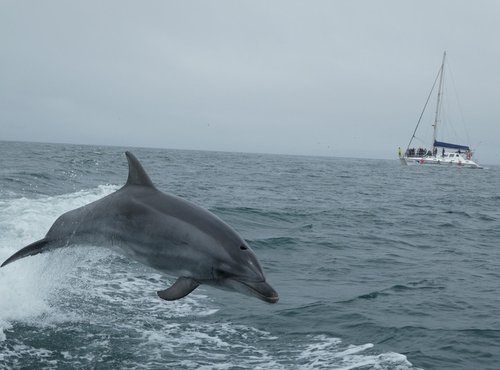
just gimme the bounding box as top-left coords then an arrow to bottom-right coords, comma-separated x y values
399,52 -> 482,168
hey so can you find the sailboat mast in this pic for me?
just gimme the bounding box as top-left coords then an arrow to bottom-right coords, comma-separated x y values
432,51 -> 446,153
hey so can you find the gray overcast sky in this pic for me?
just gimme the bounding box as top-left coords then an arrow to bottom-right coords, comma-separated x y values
1,1 -> 499,163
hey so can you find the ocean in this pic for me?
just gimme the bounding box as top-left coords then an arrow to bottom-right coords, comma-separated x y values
0,141 -> 498,370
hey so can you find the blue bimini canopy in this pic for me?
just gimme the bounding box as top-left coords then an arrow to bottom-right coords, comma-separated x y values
433,140 -> 470,151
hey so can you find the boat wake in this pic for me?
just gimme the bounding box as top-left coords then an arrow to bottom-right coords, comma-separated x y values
0,187 -> 420,369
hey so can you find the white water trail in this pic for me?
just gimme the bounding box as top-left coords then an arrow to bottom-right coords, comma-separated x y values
0,186 -> 420,369
0,186 -> 118,340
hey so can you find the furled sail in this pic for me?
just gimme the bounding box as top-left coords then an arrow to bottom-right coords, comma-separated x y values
433,140 -> 470,151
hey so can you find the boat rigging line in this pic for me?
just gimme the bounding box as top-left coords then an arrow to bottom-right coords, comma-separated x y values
405,61 -> 442,154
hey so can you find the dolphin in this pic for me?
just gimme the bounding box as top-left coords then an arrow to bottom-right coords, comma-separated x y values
1,152 -> 278,304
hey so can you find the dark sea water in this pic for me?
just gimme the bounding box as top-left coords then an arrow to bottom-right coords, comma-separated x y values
0,141 -> 499,370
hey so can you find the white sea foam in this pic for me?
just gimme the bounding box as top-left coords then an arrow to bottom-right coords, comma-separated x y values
0,186 -> 118,341
296,335 -> 419,370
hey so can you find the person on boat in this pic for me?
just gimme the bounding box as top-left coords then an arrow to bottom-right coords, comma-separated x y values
442,148 -> 445,157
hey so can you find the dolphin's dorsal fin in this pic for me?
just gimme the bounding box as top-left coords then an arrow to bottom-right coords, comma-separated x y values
125,151 -> 155,188
157,277 -> 200,301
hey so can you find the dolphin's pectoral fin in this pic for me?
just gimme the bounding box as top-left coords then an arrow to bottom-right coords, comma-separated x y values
157,277 -> 200,301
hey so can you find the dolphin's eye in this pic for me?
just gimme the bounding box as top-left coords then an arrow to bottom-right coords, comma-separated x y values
240,245 -> 248,250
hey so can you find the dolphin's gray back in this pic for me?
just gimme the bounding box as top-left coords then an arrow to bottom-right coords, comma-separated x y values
2,183 -> 242,275
36,184 -> 244,278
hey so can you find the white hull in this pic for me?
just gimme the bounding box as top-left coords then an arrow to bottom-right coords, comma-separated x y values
400,155 -> 482,169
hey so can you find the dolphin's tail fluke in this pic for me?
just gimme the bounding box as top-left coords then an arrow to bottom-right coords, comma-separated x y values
1,238 -> 51,267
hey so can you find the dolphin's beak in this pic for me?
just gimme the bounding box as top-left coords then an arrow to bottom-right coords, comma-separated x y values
235,279 -> 279,304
